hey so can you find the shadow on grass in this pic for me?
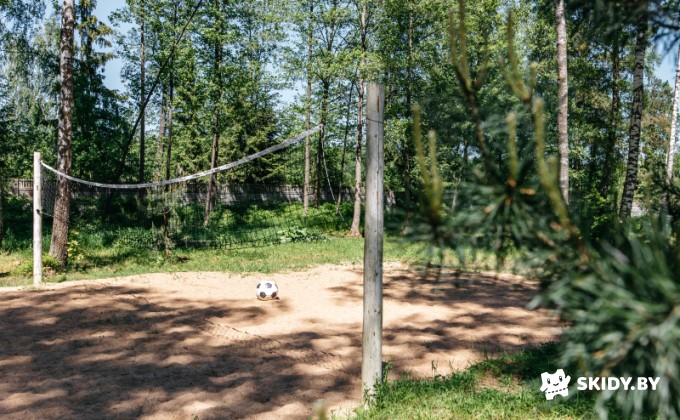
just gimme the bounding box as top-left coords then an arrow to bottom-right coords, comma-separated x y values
83,248 -> 155,268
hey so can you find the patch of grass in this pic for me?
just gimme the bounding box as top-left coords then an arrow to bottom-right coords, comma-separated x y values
352,344 -> 604,419
1,236 -> 429,286
0,230 -> 518,288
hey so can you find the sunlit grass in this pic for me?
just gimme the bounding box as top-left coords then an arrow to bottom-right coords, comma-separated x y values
1,236 -> 413,286
351,344 -> 603,419
1,233 -> 515,287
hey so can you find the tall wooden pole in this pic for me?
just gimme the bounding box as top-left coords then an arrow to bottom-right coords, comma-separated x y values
362,83 -> 384,400
33,152 -> 42,286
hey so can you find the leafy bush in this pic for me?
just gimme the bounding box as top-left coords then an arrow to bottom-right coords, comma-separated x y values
113,226 -> 167,251
13,254 -> 63,276
276,227 -> 325,243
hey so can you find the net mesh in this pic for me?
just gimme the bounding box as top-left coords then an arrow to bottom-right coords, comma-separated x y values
41,127 -> 355,251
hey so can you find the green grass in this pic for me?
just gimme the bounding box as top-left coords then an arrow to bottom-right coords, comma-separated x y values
1,195 -> 516,286
0,232 -> 514,288
351,343 -> 604,420
0,236 -> 423,287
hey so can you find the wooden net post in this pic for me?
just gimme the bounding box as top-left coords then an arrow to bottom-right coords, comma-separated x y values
362,83 -> 384,400
33,152 -> 42,286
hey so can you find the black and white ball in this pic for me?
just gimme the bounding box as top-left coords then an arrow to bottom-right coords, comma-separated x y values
256,281 -> 279,300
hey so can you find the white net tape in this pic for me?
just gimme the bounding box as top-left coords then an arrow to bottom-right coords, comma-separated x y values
41,125 -> 322,189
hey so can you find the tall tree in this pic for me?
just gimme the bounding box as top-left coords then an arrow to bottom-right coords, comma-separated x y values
403,0 -> 414,207
165,2 -> 177,184
0,1 -> 48,249
312,0 -> 353,205
664,44 -> 680,212
619,5 -> 648,219
349,2 -> 366,237
204,0 -> 224,224
139,0 -> 146,183
50,0 -> 76,265
555,0 -> 569,204
600,36 -> 622,199
304,0 -> 314,215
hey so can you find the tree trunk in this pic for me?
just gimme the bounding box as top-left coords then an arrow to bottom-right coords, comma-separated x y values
205,0 -> 222,225
50,0 -> 75,266
663,44 -> 680,211
349,79 -> 364,236
403,3 -> 414,208
154,93 -> 167,182
349,4 -> 366,237
0,183 -> 4,249
166,86 -> 173,184
600,39 -> 620,198
165,4 -> 177,186
336,79 -> 356,213
304,0 -> 313,216
316,79 -> 330,207
619,11 -> 648,219
139,2 -> 146,183
555,0 -> 569,204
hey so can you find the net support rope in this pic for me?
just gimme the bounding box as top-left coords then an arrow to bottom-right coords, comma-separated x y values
41,125 -> 323,189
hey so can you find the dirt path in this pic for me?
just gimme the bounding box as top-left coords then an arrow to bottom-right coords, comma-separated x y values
0,263 -> 560,419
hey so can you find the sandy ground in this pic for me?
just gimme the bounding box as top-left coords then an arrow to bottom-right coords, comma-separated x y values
0,263 -> 561,419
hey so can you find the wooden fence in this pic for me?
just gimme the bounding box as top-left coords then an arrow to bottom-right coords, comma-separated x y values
4,179 -> 34,200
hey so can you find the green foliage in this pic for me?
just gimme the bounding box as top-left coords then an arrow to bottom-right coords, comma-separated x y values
112,226 -> 167,251
532,222 -> 680,418
0,195 -> 32,251
409,4 -> 680,418
13,253 -> 62,276
276,227 -> 324,243
67,229 -> 86,270
57,194 -> 349,253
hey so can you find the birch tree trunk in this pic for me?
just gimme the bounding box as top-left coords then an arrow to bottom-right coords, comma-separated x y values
619,10 -> 648,219
555,0 -> 569,204
49,0 -> 76,266
663,44 -> 680,211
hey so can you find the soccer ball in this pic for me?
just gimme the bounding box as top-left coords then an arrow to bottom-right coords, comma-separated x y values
256,281 -> 279,300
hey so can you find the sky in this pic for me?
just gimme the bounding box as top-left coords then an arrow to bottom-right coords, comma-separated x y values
656,44 -> 679,85
50,1 -> 678,98
94,1 -> 127,93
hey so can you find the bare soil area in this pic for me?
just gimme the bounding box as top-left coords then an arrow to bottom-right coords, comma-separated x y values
0,263 -> 560,419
